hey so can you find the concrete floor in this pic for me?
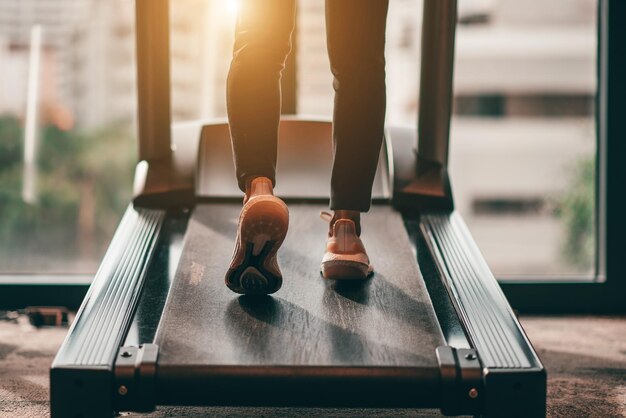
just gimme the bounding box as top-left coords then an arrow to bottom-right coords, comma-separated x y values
0,315 -> 624,417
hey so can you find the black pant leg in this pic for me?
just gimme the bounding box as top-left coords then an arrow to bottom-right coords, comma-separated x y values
227,0 -> 296,191
325,0 -> 389,212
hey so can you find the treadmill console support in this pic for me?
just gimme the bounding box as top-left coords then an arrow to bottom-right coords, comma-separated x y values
386,126 -> 454,212
135,0 -> 171,162
392,0 -> 458,212
417,0 -> 457,169
132,0 -> 199,209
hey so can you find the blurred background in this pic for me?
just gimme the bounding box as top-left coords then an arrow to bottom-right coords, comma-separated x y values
0,0 -> 597,279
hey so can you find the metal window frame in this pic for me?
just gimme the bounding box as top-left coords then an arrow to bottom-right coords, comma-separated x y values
1,0 -> 623,314
0,275 -> 91,311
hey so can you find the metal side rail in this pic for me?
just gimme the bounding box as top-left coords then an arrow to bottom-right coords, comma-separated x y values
50,206 -> 165,418
420,212 -> 546,417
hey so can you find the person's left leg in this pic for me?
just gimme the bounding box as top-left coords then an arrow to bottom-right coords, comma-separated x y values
326,0 -> 388,213
321,0 -> 388,280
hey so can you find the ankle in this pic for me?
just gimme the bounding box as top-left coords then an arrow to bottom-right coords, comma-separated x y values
333,210 -> 361,236
245,176 -> 274,200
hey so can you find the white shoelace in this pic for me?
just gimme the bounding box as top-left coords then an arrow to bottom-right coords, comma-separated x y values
320,211 -> 333,223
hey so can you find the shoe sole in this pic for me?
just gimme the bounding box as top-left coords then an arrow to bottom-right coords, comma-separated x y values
226,198 -> 289,295
321,260 -> 372,280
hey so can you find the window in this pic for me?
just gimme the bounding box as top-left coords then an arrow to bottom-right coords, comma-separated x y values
450,0 -> 598,278
0,0 -> 137,274
0,0 -> 244,276
0,0 -> 599,282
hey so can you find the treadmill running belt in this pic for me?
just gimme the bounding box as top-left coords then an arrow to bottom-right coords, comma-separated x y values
155,203 -> 442,369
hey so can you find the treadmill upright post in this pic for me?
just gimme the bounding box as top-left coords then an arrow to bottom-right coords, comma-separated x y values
390,0 -> 456,211
417,0 -> 457,169
135,0 -> 172,162
133,0 -> 196,209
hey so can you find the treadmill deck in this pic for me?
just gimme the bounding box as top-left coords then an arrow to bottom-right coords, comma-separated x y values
155,203 -> 443,370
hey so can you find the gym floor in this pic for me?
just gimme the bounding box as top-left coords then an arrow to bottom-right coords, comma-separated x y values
1,315 -> 624,417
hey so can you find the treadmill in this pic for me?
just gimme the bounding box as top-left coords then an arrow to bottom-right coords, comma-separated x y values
50,0 -> 546,417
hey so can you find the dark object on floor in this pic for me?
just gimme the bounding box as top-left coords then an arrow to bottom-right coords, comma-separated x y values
26,307 -> 69,328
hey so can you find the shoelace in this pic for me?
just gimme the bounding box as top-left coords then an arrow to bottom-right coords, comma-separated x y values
320,211 -> 333,223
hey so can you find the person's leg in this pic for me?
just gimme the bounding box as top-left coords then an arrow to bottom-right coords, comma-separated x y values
325,0 -> 389,213
227,0 -> 296,192
225,0 -> 295,294
321,0 -> 388,280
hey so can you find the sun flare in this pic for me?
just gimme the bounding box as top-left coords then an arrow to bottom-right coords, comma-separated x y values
226,0 -> 240,17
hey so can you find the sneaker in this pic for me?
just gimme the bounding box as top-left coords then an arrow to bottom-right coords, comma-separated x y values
320,211 -> 373,280
225,178 -> 289,295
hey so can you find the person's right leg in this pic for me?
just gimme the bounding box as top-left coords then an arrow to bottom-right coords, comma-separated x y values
325,0 -> 388,213
225,0 -> 295,294
321,0 -> 389,280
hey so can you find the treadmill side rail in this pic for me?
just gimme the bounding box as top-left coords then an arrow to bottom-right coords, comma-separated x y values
50,207 -> 165,418
421,212 -> 547,418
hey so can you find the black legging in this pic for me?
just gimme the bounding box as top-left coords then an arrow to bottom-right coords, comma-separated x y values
227,0 -> 388,212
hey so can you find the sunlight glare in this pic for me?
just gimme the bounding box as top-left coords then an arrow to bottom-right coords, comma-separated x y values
226,0 -> 240,17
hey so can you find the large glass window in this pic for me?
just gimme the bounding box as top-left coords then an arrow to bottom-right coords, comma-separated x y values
449,0 -> 597,278
0,0 -> 240,275
0,0 -> 137,273
1,0 -> 598,281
